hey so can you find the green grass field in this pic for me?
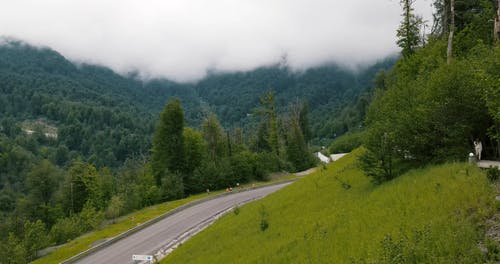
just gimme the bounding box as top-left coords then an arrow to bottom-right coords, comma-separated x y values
163,149 -> 496,263
32,175 -> 298,264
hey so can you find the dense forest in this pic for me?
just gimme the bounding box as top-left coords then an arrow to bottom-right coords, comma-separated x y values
351,0 -> 499,184
0,39 -> 392,262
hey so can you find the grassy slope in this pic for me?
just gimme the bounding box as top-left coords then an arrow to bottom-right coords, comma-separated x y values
163,150 -> 496,263
32,176 -> 298,264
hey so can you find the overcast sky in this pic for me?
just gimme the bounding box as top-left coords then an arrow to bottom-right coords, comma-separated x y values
0,0 -> 434,82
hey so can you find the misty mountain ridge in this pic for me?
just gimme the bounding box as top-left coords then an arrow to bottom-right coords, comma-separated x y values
0,39 -> 395,144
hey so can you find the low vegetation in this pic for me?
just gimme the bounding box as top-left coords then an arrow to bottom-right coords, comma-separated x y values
31,193 -> 210,264
2,0 -> 499,262
328,131 -> 364,154
163,150 -> 496,263
0,81 -> 317,262
31,175 -> 297,264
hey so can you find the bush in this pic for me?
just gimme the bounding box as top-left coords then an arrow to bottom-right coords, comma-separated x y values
254,152 -> 284,180
0,233 -> 27,264
105,196 -> 124,219
485,239 -> 500,261
329,131 -> 364,154
23,220 -> 50,260
233,206 -> 240,216
141,185 -> 161,207
259,205 -> 269,232
161,171 -> 185,200
49,216 -> 82,244
230,151 -> 256,183
78,202 -> 104,231
486,166 -> 499,182
49,203 -> 104,244
378,227 -> 436,264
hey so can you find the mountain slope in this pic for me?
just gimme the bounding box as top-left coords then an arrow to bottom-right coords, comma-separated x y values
162,150 -> 495,263
0,40 -> 394,168
196,59 -> 395,142
0,41 -> 202,168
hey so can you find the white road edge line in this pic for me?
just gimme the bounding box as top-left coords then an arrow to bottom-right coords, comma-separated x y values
144,196 -> 263,263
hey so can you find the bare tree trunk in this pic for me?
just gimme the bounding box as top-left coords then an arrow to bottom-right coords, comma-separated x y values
495,0 -> 500,45
443,0 -> 449,37
447,0 -> 454,64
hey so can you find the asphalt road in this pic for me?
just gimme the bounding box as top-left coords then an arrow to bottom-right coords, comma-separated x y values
73,182 -> 291,264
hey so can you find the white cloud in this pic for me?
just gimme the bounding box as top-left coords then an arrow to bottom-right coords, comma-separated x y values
0,0 -> 434,82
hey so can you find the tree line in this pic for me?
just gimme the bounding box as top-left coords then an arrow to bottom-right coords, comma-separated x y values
150,94 -> 316,200
0,91 -> 316,263
358,0 -> 499,183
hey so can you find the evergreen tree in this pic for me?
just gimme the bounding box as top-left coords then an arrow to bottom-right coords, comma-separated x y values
299,102 -> 311,144
201,113 -> 226,162
183,128 -> 207,194
397,0 -> 422,57
285,101 -> 315,172
256,91 -> 280,156
183,128 -> 206,175
286,119 -> 314,172
151,98 -> 185,185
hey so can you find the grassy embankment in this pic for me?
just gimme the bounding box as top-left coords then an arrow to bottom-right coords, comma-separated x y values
163,149 -> 497,263
32,174 -> 298,264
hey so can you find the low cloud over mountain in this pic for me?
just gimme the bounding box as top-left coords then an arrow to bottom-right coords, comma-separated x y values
0,0 -> 433,82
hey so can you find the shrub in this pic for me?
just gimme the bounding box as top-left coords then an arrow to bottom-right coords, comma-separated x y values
485,239 -> 500,261
161,171 -> 185,200
486,166 -> 499,182
78,202 -> 104,231
105,196 -> 124,219
259,205 -> 269,232
329,131 -> 364,154
233,206 -> 240,216
230,151 -> 256,183
49,216 -> 82,244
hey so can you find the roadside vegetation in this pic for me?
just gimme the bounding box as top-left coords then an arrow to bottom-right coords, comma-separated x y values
31,174 -> 297,264
31,192 -> 215,264
0,80 -> 317,262
358,0 -> 499,183
1,0 -> 499,262
163,150 -> 496,263
164,1 -> 500,262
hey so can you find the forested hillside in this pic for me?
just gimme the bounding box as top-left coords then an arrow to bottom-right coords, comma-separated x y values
196,58 -> 395,142
359,0 -> 499,183
0,39 -> 393,262
0,41 -> 202,168
164,1 -> 500,262
0,40 -> 394,171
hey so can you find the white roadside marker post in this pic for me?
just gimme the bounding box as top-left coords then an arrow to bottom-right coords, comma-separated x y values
132,254 -> 154,263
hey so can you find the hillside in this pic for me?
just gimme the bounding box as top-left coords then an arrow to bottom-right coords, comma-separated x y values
195,59 -> 395,142
162,150 -> 497,263
0,39 -> 394,263
0,41 -> 202,168
0,40 -> 395,155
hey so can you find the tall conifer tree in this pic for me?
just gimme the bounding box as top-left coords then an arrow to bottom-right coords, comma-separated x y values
396,0 -> 422,57
151,98 -> 185,185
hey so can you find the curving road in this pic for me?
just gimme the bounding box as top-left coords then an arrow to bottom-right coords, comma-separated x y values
72,182 -> 291,264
